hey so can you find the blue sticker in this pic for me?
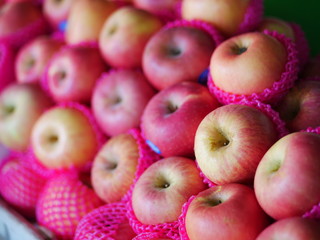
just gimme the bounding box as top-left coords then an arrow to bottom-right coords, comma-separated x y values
198,68 -> 209,86
146,139 -> 162,155
58,20 -> 68,32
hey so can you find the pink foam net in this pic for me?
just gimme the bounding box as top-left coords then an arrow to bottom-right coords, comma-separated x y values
133,232 -> 173,240
164,19 -> 224,48
177,195 -> 196,240
0,152 -> 47,219
236,0 -> 264,35
0,17 -> 49,50
302,126 -> 320,135
207,30 -> 300,105
0,41 -> 16,92
27,101 -> 106,179
291,23 -> 310,68
74,202 -> 134,240
36,171 -> 104,240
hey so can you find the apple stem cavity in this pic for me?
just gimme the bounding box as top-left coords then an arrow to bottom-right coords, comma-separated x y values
166,101 -> 178,114
154,176 -> 171,189
205,198 -> 223,207
4,105 -> 15,116
232,45 -> 248,55
168,47 -> 182,57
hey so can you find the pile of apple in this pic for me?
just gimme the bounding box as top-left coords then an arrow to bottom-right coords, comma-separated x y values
0,0 -> 320,239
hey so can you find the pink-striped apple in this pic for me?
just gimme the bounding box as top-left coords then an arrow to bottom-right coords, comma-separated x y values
92,69 -> 155,136
46,44 -> 106,103
132,156 -> 207,224
141,81 -> 220,158
142,25 -> 216,90
91,133 -> 139,203
185,184 -> 270,240
0,83 -> 53,151
181,0 -> 261,37
254,132 -> 320,220
276,80 -> 320,132
31,105 -> 100,169
209,32 -> 288,95
15,36 -> 64,84
98,6 -> 163,68
65,0 -> 118,44
194,104 -> 278,185
256,217 -> 320,240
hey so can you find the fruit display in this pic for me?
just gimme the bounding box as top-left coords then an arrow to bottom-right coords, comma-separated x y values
0,0 -> 319,240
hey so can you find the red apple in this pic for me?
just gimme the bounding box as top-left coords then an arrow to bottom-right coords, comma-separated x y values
256,217 -> 320,240
132,156 -> 207,224
45,44 -> 106,103
194,104 -> 278,185
142,24 -> 216,90
141,81 -> 220,158
276,80 -> 320,132
65,0 -> 118,44
0,42 -> 16,93
185,184 -> 270,240
181,0 -> 262,37
43,0 -> 76,29
91,133 -> 139,203
98,6 -> 163,68
92,69 -> 155,136
15,36 -> 64,84
209,31 -> 288,95
254,131 -> 320,220
31,104 -> 101,169
36,171 -> 104,240
133,0 -> 180,19
0,83 -> 53,151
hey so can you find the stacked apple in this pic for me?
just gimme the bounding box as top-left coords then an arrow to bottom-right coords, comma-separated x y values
0,0 -> 319,240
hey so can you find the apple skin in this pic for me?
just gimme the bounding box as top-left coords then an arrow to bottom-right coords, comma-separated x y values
256,217 -> 320,240
276,80 -> 320,132
194,104 -> 278,185
185,183 -> 270,240
142,25 -> 216,90
0,2 -> 44,39
254,131 -> 320,220
43,0 -> 76,29
92,69 -> 155,136
46,44 -> 106,103
0,83 -> 53,152
15,36 -> 64,84
65,0 -> 118,45
91,133 -> 140,203
141,81 -> 220,158
31,105 -> 100,169
133,0 -> 180,19
98,6 -> 163,68
181,0 -> 256,37
209,31 -> 288,95
132,156 -> 207,225
257,17 -> 295,40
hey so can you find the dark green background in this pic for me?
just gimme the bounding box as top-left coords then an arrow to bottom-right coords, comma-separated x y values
264,0 -> 319,56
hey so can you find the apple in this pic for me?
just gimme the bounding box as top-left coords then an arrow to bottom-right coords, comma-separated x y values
209,31 -> 288,95
257,17 -> 296,40
276,80 -> 320,132
132,156 -> 207,225
91,133 -> 140,203
36,171 -> 104,240
92,69 -> 155,136
0,153 -> 47,219
133,0 -> 180,20
65,0 -> 118,44
194,104 -> 278,185
98,6 -> 163,68
74,202 -> 137,240
141,81 -> 220,158
15,36 -> 64,84
185,183 -> 270,240
0,83 -> 53,152
181,0 -> 263,37
142,23 -> 217,90
43,0 -> 76,30
0,1 -> 47,48
256,217 -> 320,240
45,44 -> 106,103
31,103 -> 101,170
254,131 -> 320,220
0,42 -> 16,92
